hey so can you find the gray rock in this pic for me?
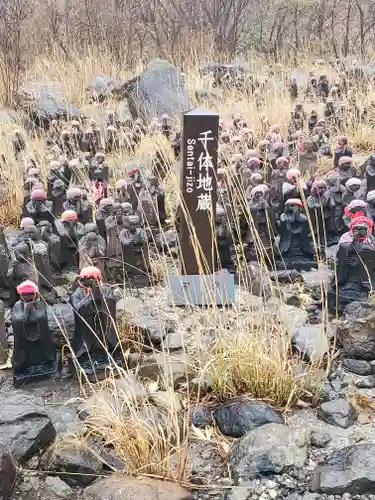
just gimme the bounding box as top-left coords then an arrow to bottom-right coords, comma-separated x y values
47,406 -> 86,435
124,59 -> 192,125
313,442 -> 375,494
214,399 -> 284,438
165,332 -> 183,352
43,440 -> 103,486
228,423 -> 309,483
0,449 -> 17,499
137,352 -> 194,387
0,390 -> 56,463
47,303 -> 75,347
292,325 -> 329,362
189,404 -> 214,428
43,476 -> 73,498
301,265 -> 333,298
311,430 -> 331,448
83,475 -> 193,499
16,81 -> 80,127
128,316 -> 168,347
222,485 -> 253,499
338,302 -> 375,360
155,229 -> 178,251
355,375 -> 375,388
317,400 -> 357,428
343,358 -> 375,375
86,74 -> 124,101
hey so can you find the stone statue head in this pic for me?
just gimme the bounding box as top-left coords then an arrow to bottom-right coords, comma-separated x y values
30,189 -> 47,210
349,216 -> 373,241
345,178 -> 362,193
285,198 -> 303,216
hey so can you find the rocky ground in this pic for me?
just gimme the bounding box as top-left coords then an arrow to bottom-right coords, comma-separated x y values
2,262 -> 375,500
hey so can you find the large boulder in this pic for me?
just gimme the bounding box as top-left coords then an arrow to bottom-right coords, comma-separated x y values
0,390 -> 55,463
84,475 -> 193,500
123,59 -> 192,124
228,423 -> 309,483
86,74 -> 124,101
15,81 -> 81,128
313,443 -> 375,494
337,302 -> 375,360
214,398 -> 284,438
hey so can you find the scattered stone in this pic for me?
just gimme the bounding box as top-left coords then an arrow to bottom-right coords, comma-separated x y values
165,332 -> 184,352
228,423 -> 309,483
43,476 -> 73,498
355,375 -> 375,388
338,302 -> 375,360
189,404 -> 214,428
313,442 -> 375,494
0,450 -> 17,499
301,265 -> 333,298
342,358 -> 375,375
222,484 -> 253,499
155,229 -> 178,251
0,390 -> 56,463
47,405 -> 86,435
83,474 -> 193,499
317,400 -> 357,428
214,398 -> 284,438
292,325 -> 330,362
189,374 -> 213,393
137,352 -> 194,388
124,59 -> 192,125
311,430 -> 331,448
86,74 -> 124,101
128,316 -> 168,347
43,439 -> 103,486
149,389 -> 182,412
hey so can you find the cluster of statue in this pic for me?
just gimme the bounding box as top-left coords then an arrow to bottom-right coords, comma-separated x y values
169,104 -> 375,314
11,266 -> 122,386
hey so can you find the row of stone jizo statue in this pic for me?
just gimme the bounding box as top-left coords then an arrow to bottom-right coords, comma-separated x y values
8,266 -> 122,387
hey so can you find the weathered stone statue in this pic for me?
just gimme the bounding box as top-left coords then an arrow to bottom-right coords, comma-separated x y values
269,156 -> 289,214
127,168 -> 144,210
277,198 -> 315,270
78,223 -> 107,280
215,204 -> 234,272
12,280 -> 60,386
69,266 -> 122,379
46,160 -> 65,198
326,170 -> 345,235
0,227 -> 10,301
119,214 -> 151,285
38,221 -> 61,272
283,168 -> 305,205
96,198 -> 114,241
50,179 -> 66,218
148,176 -> 166,225
23,177 -> 38,210
342,178 -> 364,207
338,156 -> 356,186
307,180 -> 337,248
92,152 -> 110,182
334,136 -> 353,168
329,216 -> 375,313
22,189 -> 54,225
298,139 -> 317,177
244,185 -> 277,266
364,153 -> 375,193
104,203 -> 127,282
342,199 -> 369,229
367,190 -> 375,227
63,187 -> 92,224
113,179 -> 130,204
54,210 -> 85,268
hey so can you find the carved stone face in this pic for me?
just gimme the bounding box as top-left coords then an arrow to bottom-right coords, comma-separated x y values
348,184 -> 361,193
352,223 -> 369,240
285,203 -> 300,215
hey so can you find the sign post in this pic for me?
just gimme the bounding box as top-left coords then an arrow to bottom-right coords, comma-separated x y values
168,107 -> 235,306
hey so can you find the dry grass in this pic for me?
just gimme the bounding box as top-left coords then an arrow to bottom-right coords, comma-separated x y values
2,50 -> 365,482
